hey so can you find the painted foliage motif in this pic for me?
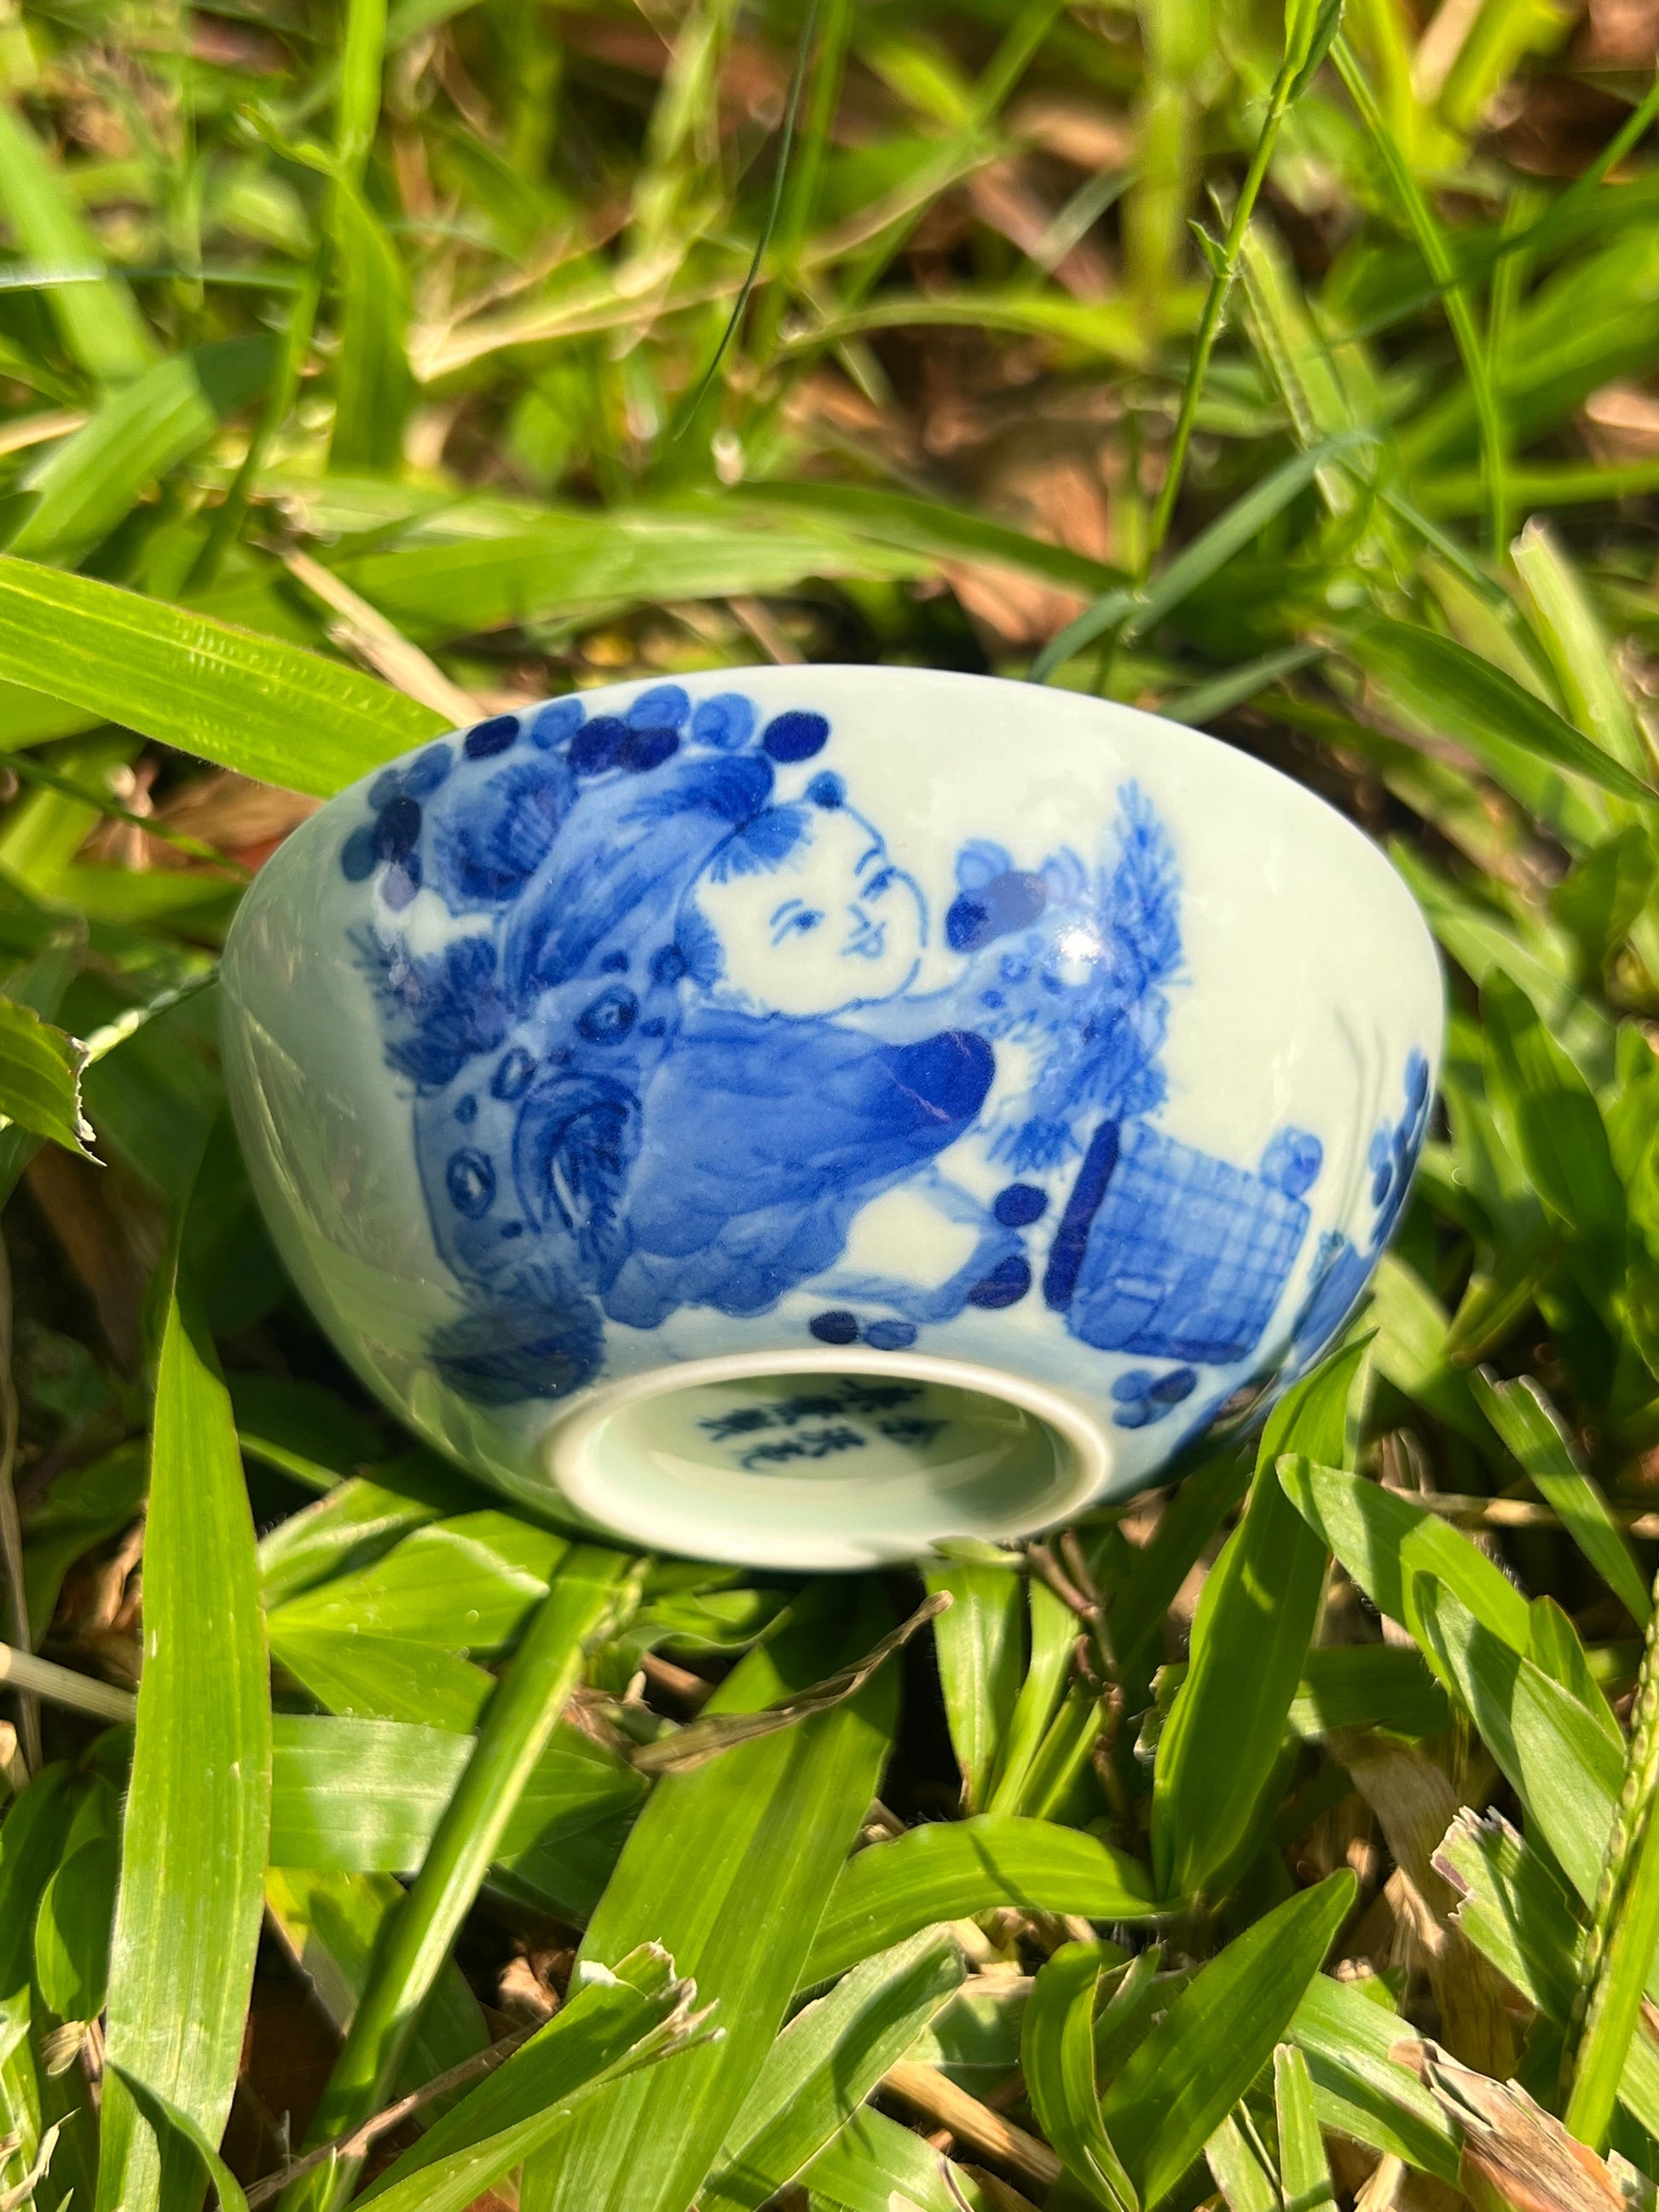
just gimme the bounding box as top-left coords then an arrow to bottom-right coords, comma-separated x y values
344,686 -> 1420,1424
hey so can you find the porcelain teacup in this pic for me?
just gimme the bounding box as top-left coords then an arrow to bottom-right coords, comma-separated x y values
222,666 -> 1442,1568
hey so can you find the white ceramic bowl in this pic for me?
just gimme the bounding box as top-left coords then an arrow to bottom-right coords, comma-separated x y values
222,667 -> 1442,1568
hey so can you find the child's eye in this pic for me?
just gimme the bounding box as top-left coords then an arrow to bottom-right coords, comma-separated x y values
864,868 -> 895,897
775,908 -> 824,942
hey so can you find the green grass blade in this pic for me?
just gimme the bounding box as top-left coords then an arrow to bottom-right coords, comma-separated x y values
266,1508 -> 566,1655
1207,2112 -> 1279,2212
1435,1807 -> 1581,2019
1277,1456 -> 1532,1652
1481,968 -> 1627,1270
795,2104 -> 997,2212
1347,618 -> 1656,807
1331,34 -> 1509,557
283,1546 -> 639,2209
1021,1940 -> 1139,2212
1130,435 -> 1372,636
0,996 -> 90,1156
0,1988 -> 45,2199
520,1584 -> 899,2212
1142,14 -> 1338,571
1028,585 -> 1139,682
1564,1559 -> 1659,2148
744,0 -> 851,371
354,1996 -> 714,2212
34,1830 -> 118,2023
1413,1579 -> 1619,1906
9,339 -> 272,569
701,1929 -> 964,2212
1035,433 -> 1370,680
673,0 -> 819,433
266,1712 -> 642,1920
801,1815 -> 1157,1987
329,182 -> 412,475
1289,1644 -> 1450,1740
355,1944 -> 698,2203
22,1442 -> 147,1643
257,1466 -> 465,1608
1111,1444 -> 1251,1673
1274,2042 -> 1334,2212
1511,518 -> 1652,783
275,511 -> 927,648
1437,1811 -> 1659,2140
98,1253 -> 272,2212
268,1626 -> 494,1730
1151,1343 -> 1366,1901
922,1559 -> 1024,1811
0,101 -> 155,388
1103,1873 -> 1356,2206
986,1575 -> 1081,1815
0,556 -> 446,794
1237,218 -> 1365,482
335,0 -> 387,175
188,269 -> 322,596
0,1765 -> 77,1995
1550,825 -> 1656,981
1565,1799 -> 1659,2151
263,1866 -> 486,2092
734,480 -> 1123,598
1472,1372 -> 1651,1626
107,2065 -> 251,2212
1525,1597 -> 1620,1745
1290,1976 -> 1461,2182
1151,1643 -> 1449,1744
1163,644 -> 1324,726
1394,842 -> 1610,1071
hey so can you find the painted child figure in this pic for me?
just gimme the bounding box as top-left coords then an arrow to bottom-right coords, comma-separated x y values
390,731 -> 1004,1395
595,771 -> 1003,1331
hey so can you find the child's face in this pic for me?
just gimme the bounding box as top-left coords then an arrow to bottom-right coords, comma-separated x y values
697,806 -> 926,1017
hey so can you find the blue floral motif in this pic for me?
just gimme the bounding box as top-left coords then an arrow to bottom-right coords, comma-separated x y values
342,686 -> 1409,1415
1111,1365 -> 1198,1429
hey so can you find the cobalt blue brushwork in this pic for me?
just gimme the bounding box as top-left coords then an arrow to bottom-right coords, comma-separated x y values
1289,1048 -> 1433,1364
338,682 -> 1411,1431
221,663 -> 1444,1567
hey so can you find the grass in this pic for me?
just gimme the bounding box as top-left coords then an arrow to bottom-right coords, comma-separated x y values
1,0 -> 1659,2207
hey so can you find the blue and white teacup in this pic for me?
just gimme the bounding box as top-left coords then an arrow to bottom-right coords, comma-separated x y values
222,667 -> 1442,1568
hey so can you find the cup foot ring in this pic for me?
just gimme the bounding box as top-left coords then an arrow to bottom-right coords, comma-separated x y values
540,1348 -> 1107,1570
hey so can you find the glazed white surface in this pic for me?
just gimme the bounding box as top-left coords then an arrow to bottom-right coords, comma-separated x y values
221,667 -> 1443,1566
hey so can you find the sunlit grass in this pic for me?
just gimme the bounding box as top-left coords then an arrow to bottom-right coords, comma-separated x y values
1,1 -> 1659,2207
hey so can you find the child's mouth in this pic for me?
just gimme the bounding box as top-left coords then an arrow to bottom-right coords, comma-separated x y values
847,921 -> 887,959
